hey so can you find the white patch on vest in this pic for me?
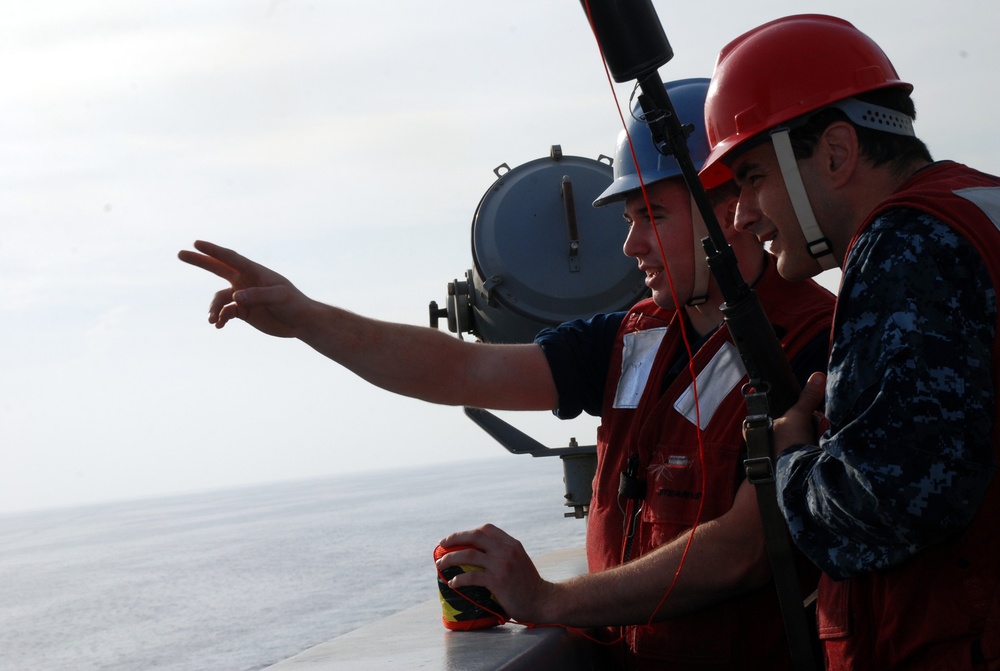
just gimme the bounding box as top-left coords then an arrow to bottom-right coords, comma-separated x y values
955,186 -> 1000,232
673,342 -> 747,429
612,327 -> 668,409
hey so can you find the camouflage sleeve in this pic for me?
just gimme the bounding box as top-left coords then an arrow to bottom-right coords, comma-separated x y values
776,210 -> 997,580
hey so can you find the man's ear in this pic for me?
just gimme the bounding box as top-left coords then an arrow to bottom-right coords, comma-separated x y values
820,121 -> 860,188
717,194 -> 739,231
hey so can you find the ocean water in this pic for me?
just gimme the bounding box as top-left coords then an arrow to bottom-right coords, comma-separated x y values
0,457 -> 587,671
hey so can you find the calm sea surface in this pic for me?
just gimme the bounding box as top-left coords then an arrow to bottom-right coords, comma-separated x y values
0,457 -> 587,671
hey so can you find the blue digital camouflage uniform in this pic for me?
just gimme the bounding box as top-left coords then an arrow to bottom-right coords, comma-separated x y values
776,209 -> 997,581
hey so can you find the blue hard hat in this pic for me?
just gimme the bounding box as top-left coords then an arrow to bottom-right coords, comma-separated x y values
593,77 -> 711,207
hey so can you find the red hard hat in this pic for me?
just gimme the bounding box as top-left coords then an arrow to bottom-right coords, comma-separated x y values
700,15 -> 913,187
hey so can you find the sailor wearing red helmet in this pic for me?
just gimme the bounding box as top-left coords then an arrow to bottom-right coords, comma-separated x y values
702,15 -> 1000,670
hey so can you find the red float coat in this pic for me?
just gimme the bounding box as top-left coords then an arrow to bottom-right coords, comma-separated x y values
587,260 -> 834,670
819,162 -> 1000,670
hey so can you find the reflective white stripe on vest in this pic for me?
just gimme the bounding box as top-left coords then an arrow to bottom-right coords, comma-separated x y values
673,342 -> 747,429
955,186 -> 1000,232
613,327 -> 668,409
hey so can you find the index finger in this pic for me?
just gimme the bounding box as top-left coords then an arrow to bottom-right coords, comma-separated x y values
438,529 -> 488,553
177,249 -> 238,283
177,240 -> 250,283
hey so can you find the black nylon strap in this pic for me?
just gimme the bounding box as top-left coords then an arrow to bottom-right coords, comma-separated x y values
743,388 -> 822,671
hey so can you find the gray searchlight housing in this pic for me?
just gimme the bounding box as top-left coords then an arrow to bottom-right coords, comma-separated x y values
430,145 -> 646,344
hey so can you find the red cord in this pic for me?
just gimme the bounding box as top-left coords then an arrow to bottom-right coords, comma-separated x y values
579,1 -> 708,633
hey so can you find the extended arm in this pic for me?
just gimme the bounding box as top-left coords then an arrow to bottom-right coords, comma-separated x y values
436,478 -> 770,627
178,240 -> 558,410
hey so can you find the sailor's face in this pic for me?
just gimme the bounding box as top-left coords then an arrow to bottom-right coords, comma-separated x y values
730,143 -> 824,282
622,178 -> 696,310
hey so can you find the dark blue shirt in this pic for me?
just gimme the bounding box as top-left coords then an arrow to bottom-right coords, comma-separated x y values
534,311 -> 625,419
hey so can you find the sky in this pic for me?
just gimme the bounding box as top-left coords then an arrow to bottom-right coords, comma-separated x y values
2,0 -> 998,514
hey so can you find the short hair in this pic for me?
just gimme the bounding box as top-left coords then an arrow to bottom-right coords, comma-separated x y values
787,87 -> 932,177
706,180 -> 739,208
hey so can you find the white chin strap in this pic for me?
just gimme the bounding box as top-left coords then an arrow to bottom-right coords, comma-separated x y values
770,129 -> 838,271
687,194 -> 711,306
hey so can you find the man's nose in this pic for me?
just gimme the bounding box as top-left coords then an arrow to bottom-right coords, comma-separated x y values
733,191 -> 759,233
622,223 -> 645,258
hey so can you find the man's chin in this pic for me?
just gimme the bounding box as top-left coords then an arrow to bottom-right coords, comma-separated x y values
776,253 -> 824,283
651,290 -> 680,312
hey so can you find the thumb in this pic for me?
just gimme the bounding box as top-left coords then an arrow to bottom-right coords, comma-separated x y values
796,372 -> 826,414
233,285 -> 288,308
